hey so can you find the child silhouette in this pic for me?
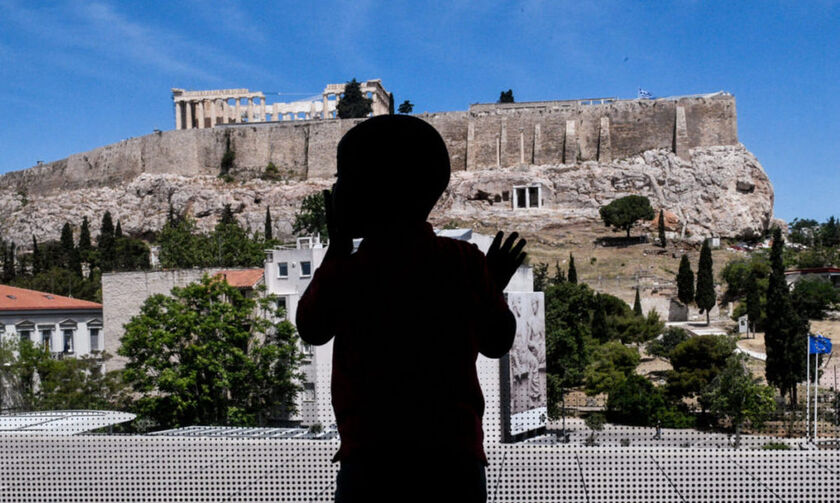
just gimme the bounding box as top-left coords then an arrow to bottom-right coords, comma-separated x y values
296,115 -> 526,502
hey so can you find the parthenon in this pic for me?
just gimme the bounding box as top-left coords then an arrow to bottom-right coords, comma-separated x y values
172,79 -> 390,130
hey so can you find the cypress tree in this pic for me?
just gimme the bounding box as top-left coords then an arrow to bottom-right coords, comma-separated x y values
765,227 -> 808,403
568,253 -> 577,284
633,287 -> 643,316
60,223 -> 75,270
264,207 -> 273,241
677,254 -> 694,305
591,294 -> 609,342
8,242 -> 15,280
220,204 -> 235,226
115,220 -> 123,239
658,209 -> 667,247
336,78 -> 372,119
388,92 -> 394,115
99,211 -> 116,272
551,260 -> 566,286
79,216 -> 92,262
1,242 -> 11,283
744,269 -> 761,335
32,236 -> 41,275
695,239 -> 716,325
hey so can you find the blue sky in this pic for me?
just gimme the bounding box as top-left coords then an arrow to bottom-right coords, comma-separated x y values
1,1 -> 837,222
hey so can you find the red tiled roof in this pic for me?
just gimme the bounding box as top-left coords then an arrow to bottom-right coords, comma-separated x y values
0,284 -> 102,312
215,269 -> 264,288
785,267 -> 840,275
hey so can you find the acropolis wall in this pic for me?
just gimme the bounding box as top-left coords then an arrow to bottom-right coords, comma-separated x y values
0,92 -> 737,196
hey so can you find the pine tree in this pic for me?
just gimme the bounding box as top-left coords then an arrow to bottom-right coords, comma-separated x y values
59,223 -> 81,275
220,204 -> 235,226
695,240 -> 716,325
32,236 -> 41,275
633,287 -> 643,316
658,209 -> 667,247
568,253 -> 578,284
388,93 -> 394,115
677,254 -> 694,305
765,227 -> 808,403
115,220 -> 123,239
264,207 -> 273,241
98,211 -> 116,272
78,216 -> 92,260
336,79 -> 372,119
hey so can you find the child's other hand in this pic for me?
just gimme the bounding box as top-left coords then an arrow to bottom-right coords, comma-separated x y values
486,231 -> 527,291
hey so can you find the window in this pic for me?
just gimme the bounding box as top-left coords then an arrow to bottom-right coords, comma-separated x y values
303,382 -> 316,402
301,342 -> 313,357
90,328 -> 100,352
40,328 -> 52,351
513,184 -> 541,209
300,261 -> 312,277
278,262 -> 288,278
16,321 -> 33,343
18,329 -> 30,343
275,297 -> 287,319
63,329 -> 74,354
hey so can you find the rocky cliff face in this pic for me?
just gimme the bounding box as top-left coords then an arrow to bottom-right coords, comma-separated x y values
0,145 -> 771,246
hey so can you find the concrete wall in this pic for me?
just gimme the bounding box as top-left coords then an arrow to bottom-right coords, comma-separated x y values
0,94 -> 737,196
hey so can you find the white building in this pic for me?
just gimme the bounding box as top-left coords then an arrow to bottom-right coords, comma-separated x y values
0,284 -> 103,357
264,230 -> 536,439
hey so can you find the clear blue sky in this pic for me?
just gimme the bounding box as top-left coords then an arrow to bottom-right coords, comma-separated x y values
1,1 -> 837,223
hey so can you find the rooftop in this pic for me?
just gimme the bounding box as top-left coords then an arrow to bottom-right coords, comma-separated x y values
0,284 -> 102,312
215,269 -> 265,288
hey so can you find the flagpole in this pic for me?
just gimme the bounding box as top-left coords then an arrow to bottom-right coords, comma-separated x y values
806,335 -> 811,441
814,350 -> 819,442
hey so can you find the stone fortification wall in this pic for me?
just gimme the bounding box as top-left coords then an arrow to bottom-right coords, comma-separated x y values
0,94 -> 736,196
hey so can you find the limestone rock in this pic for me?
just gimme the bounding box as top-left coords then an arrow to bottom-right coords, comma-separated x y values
0,145 -> 772,247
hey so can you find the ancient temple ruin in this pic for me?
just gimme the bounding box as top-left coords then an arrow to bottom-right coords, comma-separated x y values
171,80 -> 390,129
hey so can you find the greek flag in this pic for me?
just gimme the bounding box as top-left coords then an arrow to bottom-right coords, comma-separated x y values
638,88 -> 654,100
809,334 -> 832,354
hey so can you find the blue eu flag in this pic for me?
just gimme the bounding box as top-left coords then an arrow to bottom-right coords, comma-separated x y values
809,334 -> 832,354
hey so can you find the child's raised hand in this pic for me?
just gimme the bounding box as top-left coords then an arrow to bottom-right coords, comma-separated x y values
486,231 -> 527,291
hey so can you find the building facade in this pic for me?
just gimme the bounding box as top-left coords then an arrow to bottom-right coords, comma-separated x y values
0,285 -> 103,357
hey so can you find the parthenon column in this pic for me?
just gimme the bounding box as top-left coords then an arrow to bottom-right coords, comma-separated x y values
185,101 -> 193,129
197,100 -> 205,129
322,95 -> 329,119
175,102 -> 182,130
247,98 -> 254,122
209,100 -> 217,127
235,98 -> 242,123
260,97 -> 266,122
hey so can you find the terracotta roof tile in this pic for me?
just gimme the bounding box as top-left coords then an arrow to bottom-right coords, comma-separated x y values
214,269 -> 264,288
0,284 -> 102,312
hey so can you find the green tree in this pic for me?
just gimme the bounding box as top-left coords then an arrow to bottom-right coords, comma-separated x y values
78,216 -> 92,263
210,212 -> 266,267
12,267 -> 102,302
568,253 -> 577,284
606,373 -> 666,427
398,100 -> 414,114
115,237 -> 151,271
764,227 -> 809,403
98,211 -> 116,272
157,216 -> 210,269
646,326 -> 690,359
119,275 -> 304,428
676,254 -> 695,305
666,335 -> 734,407
744,269 -> 763,332
551,260 -> 566,286
583,412 -> 605,445
584,341 -> 639,396
31,236 -> 41,275
336,78 -> 372,119
633,287 -> 643,316
792,278 -> 840,319
498,89 -> 514,103
590,294 -> 609,343
614,309 -> 663,344
388,92 -> 394,115
658,209 -> 667,247
820,216 -> 840,247
599,195 -> 655,238
292,192 -> 328,239
264,207 -> 273,241
115,220 -> 123,239
703,354 -> 775,448
59,223 -> 81,275
788,218 -> 819,246
533,263 -> 549,292
695,239 -> 716,325
2,241 -> 15,282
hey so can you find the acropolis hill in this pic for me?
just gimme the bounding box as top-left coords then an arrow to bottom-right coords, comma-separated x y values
0,86 -> 773,246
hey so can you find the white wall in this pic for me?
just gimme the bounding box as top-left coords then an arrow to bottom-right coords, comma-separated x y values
0,310 -> 103,357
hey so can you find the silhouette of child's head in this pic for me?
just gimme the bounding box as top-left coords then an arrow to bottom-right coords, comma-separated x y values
335,115 -> 450,238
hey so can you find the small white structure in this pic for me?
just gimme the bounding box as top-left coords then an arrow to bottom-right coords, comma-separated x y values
785,267 -> 840,288
264,230 -> 537,441
0,285 -> 103,357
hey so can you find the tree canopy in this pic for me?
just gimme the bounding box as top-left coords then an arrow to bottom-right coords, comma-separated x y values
498,89 -> 514,103
398,100 -> 414,114
598,195 -> 655,238
676,254 -> 695,305
666,334 -> 734,406
695,239 -> 716,325
119,275 -> 304,428
292,192 -> 329,239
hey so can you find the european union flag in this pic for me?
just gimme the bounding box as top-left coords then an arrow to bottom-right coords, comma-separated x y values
809,334 -> 832,354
